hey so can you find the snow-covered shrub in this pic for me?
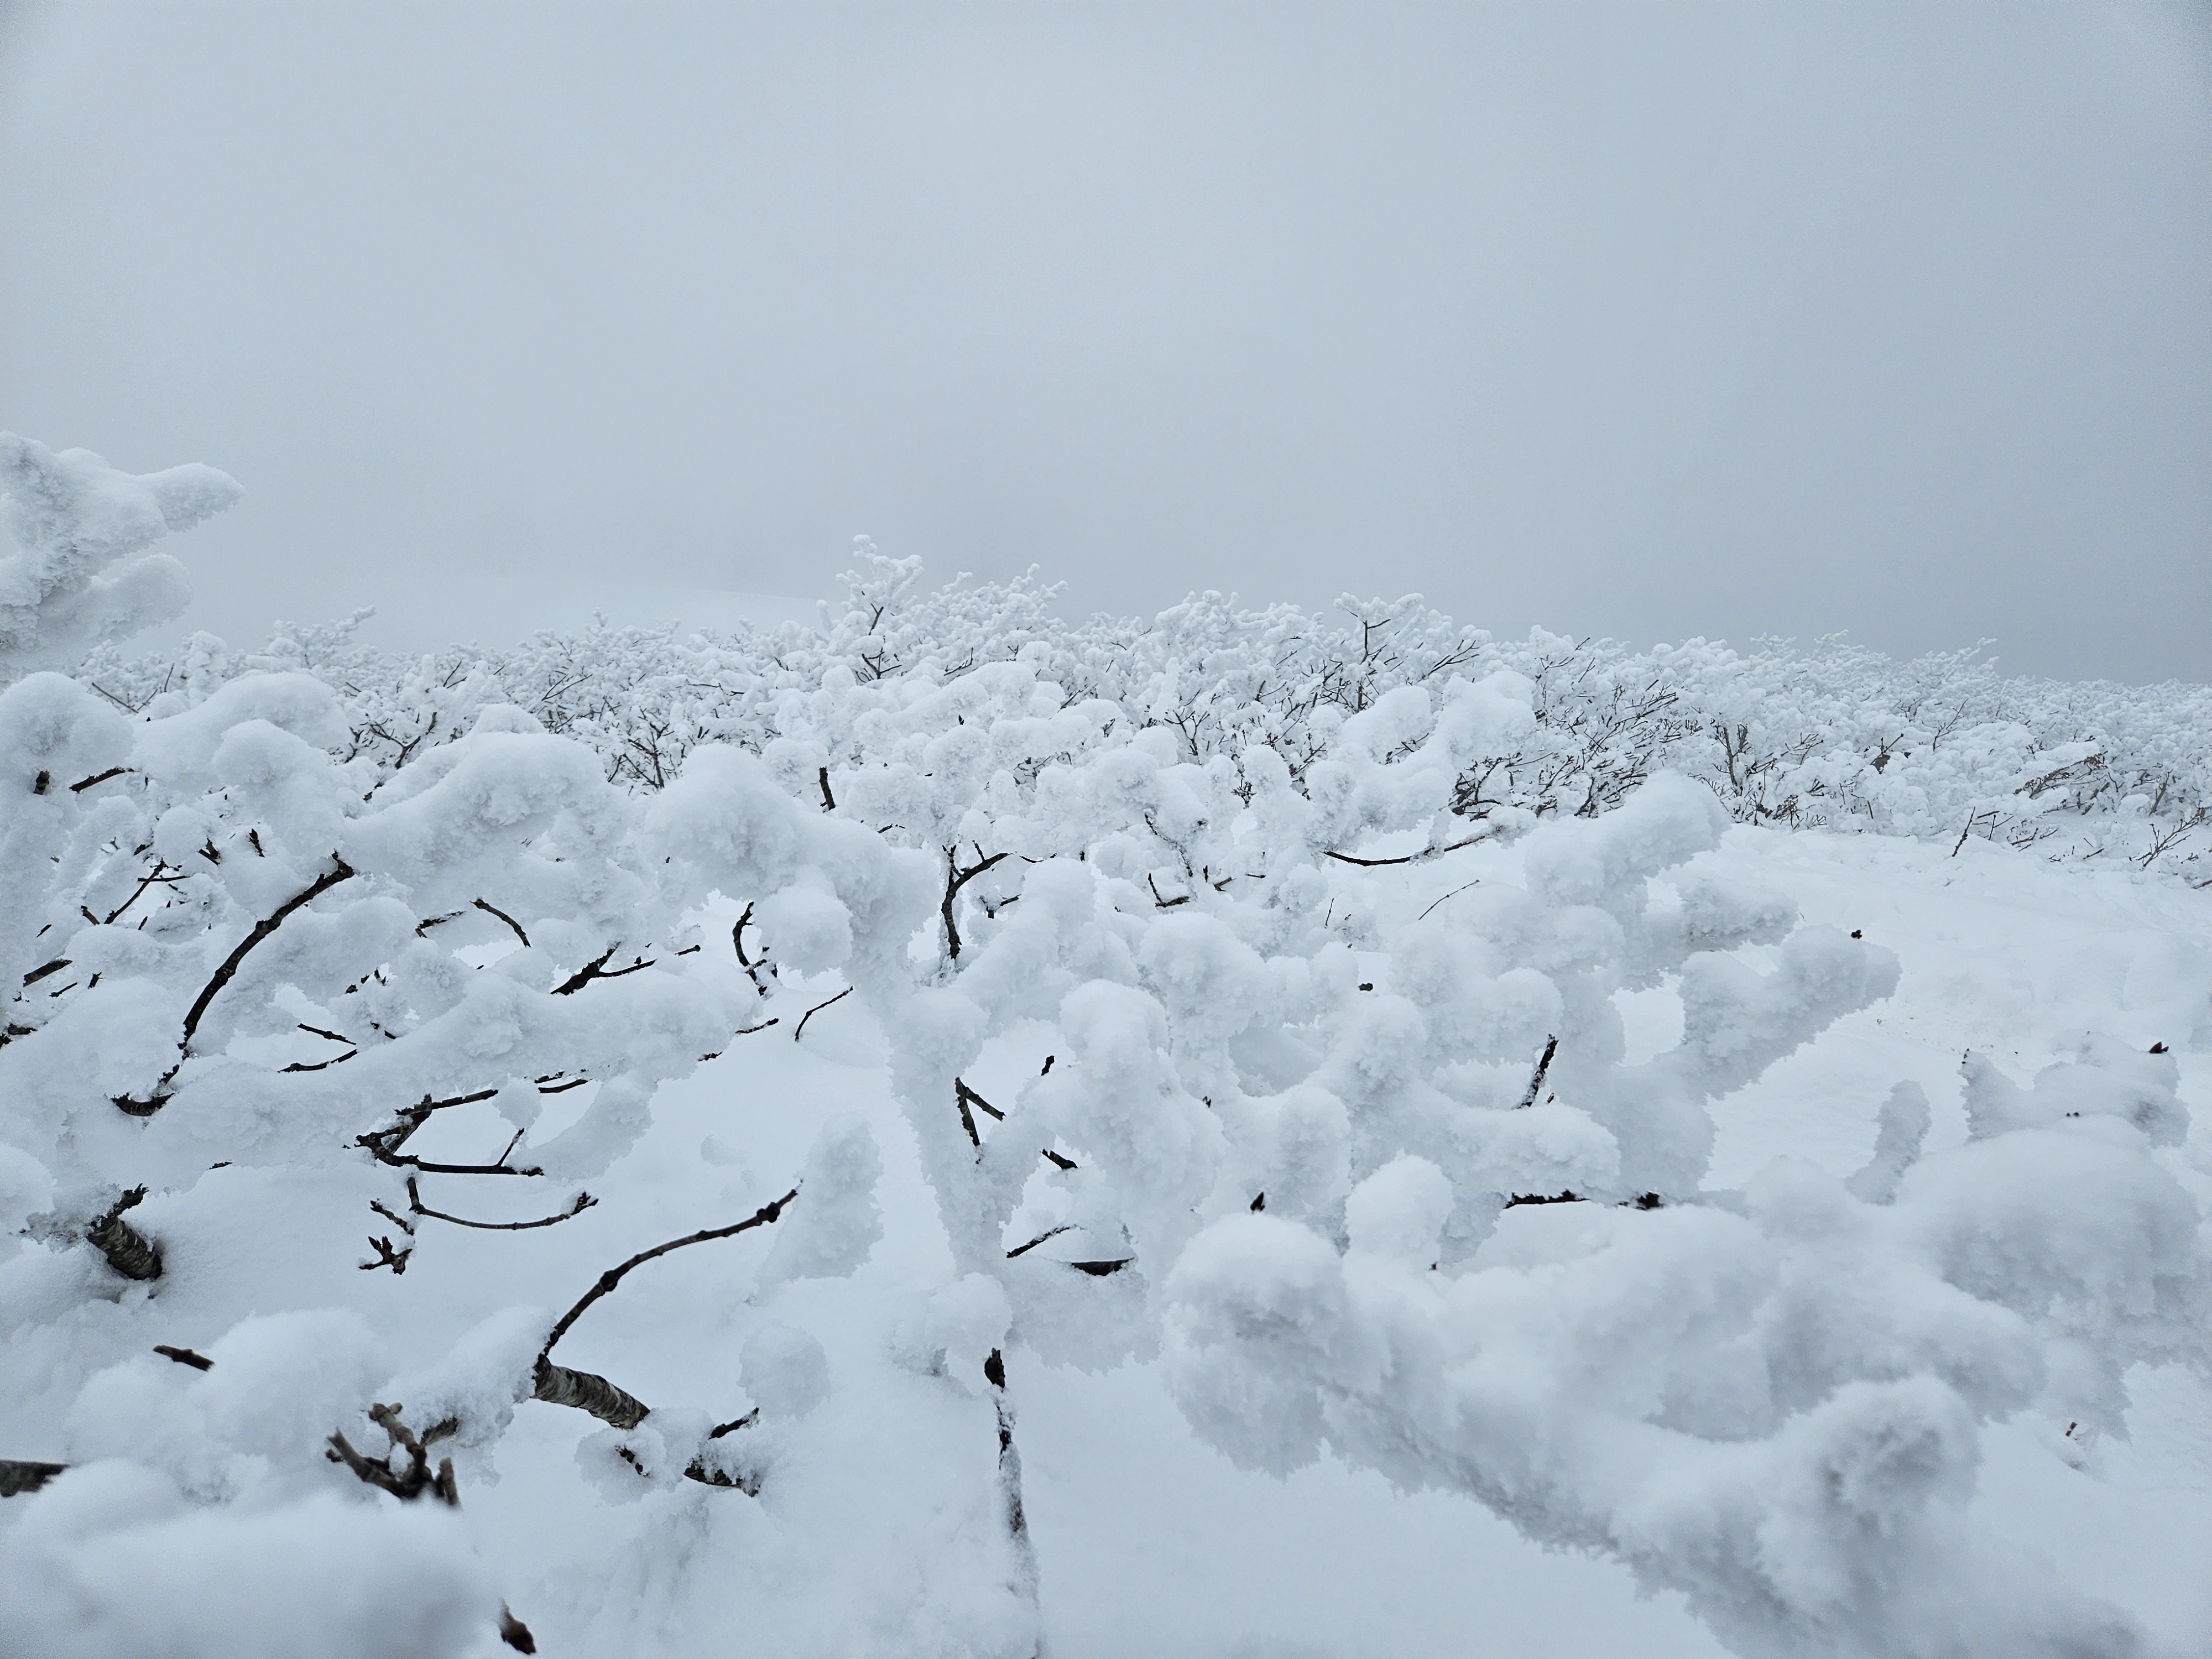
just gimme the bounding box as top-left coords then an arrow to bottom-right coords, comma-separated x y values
73,543 -> 2212,881
1162,1036 -> 2203,1657
1,435 -> 241,679
6,435 -> 2208,1659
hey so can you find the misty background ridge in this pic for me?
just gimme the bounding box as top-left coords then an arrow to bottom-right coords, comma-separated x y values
2,1 -> 2205,682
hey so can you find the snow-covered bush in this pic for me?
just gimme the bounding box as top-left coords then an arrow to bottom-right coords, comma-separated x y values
74,545 -> 2212,883
1,436 -> 239,679
5,436 -> 2208,1659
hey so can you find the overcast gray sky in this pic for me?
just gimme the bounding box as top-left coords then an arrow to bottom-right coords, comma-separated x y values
2,2 -> 2205,680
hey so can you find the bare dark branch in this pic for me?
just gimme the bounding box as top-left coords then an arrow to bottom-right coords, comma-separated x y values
281,1048 -> 357,1073
325,1404 -> 457,1506
942,847 -> 1010,959
0,1459 -> 67,1498
1515,1034 -> 1559,1110
181,857 -> 357,1053
732,903 -> 771,997
1006,1224 -> 1073,1259
406,1177 -> 596,1232
359,1235 -> 413,1274
357,1103 -> 544,1177
956,1078 -> 1004,1121
1146,873 -> 1190,909
792,985 -> 851,1042
550,947 -> 617,994
538,1186 -> 797,1365
498,1605 -> 538,1653
154,1344 -> 213,1370
473,898 -> 531,949
1323,834 -> 1485,868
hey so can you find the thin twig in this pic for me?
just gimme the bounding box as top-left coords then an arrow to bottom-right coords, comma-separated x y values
1006,1224 -> 1074,1259
538,1187 -> 799,1364
473,898 -> 531,949
951,1076 -> 1004,1147
281,1049 -> 357,1073
325,1405 -> 457,1506
792,985 -> 852,1042
732,903 -> 771,996
550,948 -> 615,994
405,1176 -> 596,1232
103,860 -> 185,925
1323,834 -> 1485,868
1515,1035 -> 1559,1110
526,1190 -> 801,1459
1415,879 -> 1481,922
181,857 -> 356,1052
153,1344 -> 213,1370
356,1097 -> 547,1177
359,1235 -> 413,1273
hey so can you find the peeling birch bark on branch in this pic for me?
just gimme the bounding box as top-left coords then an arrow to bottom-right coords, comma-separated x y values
86,1186 -> 161,1281
531,1358 -> 651,1430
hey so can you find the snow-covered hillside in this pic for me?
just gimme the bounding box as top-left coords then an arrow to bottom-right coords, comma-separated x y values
3,438 -> 2208,1659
